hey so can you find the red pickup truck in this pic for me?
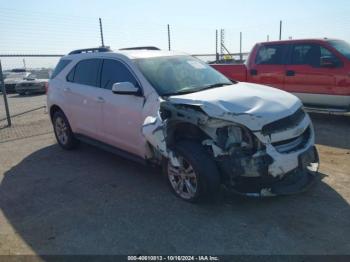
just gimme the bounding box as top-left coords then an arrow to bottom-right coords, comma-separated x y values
212,39 -> 350,112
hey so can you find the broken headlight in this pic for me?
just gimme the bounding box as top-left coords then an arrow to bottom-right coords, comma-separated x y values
216,125 -> 257,152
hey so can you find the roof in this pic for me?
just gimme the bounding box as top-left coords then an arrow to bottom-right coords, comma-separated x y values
63,48 -> 188,60
118,49 -> 188,59
256,38 -> 341,45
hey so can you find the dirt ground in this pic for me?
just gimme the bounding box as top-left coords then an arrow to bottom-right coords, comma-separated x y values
0,103 -> 349,255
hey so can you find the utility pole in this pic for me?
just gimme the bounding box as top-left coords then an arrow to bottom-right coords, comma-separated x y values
99,18 -> 105,47
239,32 -> 242,62
279,20 -> 282,40
167,24 -> 171,51
215,29 -> 219,63
22,58 -> 26,70
267,35 -> 270,42
0,60 -> 11,127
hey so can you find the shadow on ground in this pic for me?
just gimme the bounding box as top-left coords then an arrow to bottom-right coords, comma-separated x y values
0,143 -> 349,255
310,113 -> 350,150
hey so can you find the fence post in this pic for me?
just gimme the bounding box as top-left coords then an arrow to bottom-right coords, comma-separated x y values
167,24 -> 171,51
279,20 -> 282,40
0,60 -> 11,127
99,18 -> 105,47
239,32 -> 242,62
215,29 -> 219,63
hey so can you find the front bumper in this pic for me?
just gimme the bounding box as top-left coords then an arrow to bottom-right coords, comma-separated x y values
225,146 -> 320,197
15,85 -> 46,94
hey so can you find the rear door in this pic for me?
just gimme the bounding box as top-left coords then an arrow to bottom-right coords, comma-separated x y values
65,58 -> 103,139
284,43 -> 343,106
248,43 -> 287,89
98,58 -> 145,157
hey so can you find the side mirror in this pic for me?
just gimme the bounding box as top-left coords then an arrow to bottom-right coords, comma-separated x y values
320,56 -> 338,68
111,82 -> 140,95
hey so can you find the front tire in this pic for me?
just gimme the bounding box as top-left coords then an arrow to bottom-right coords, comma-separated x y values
165,140 -> 221,202
52,110 -> 79,150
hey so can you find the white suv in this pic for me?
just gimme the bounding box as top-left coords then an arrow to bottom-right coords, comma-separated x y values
47,47 -> 319,202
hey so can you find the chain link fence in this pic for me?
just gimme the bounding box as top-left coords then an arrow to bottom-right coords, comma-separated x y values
2,6 -> 350,128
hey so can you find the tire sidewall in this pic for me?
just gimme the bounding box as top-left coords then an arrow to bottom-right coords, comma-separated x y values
165,140 -> 220,202
52,111 -> 77,150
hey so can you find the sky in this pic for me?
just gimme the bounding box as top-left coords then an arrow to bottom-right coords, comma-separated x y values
1,0 -> 350,69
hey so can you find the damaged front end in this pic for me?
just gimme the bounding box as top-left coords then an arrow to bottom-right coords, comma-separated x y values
142,97 -> 319,197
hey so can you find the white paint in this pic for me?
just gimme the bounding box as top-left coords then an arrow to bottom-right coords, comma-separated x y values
168,82 -> 302,131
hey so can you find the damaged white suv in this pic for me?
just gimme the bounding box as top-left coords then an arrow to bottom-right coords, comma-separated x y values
48,47 -> 319,202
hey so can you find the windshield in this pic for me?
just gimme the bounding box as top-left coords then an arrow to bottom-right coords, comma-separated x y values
328,40 -> 350,60
134,55 -> 233,96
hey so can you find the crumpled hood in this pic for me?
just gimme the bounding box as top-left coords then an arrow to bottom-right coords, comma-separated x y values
167,82 -> 302,131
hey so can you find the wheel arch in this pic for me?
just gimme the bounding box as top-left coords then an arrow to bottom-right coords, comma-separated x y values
49,105 -> 64,121
166,121 -> 210,148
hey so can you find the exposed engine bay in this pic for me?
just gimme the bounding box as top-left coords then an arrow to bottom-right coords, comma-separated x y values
142,89 -> 319,197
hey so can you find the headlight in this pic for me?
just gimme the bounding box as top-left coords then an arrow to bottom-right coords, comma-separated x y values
216,126 -> 242,149
216,125 -> 258,152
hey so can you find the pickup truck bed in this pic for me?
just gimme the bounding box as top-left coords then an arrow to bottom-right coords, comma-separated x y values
211,64 -> 247,82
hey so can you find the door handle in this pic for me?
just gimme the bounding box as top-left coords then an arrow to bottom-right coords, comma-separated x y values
63,87 -> 71,92
96,97 -> 105,103
250,69 -> 258,76
286,70 -> 295,76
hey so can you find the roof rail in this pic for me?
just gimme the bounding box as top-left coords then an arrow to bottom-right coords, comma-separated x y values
119,46 -> 160,51
68,46 -> 112,55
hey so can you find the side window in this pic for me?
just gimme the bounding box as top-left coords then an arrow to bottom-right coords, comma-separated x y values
292,44 -> 321,67
71,59 -> 101,87
101,59 -> 138,90
51,59 -> 71,79
320,46 -> 338,61
291,44 -> 338,67
321,46 -> 333,57
66,67 -> 75,82
255,44 -> 285,65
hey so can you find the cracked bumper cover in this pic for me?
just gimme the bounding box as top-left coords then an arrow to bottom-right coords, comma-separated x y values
225,145 -> 320,197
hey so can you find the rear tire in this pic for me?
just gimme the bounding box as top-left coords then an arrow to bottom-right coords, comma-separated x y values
165,140 -> 221,202
52,110 -> 79,150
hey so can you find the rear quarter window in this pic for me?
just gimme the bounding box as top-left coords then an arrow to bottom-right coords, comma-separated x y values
50,59 -> 71,79
68,59 -> 101,87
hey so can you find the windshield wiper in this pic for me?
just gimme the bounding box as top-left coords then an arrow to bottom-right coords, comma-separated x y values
200,82 -> 232,91
162,89 -> 199,96
162,82 -> 232,97
163,81 -> 234,96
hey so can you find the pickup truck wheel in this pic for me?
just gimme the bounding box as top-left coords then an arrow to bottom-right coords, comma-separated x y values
166,140 -> 220,202
53,110 -> 79,150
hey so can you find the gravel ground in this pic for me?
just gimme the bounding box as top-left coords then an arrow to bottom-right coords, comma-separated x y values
0,93 -> 46,121
0,104 -> 349,255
